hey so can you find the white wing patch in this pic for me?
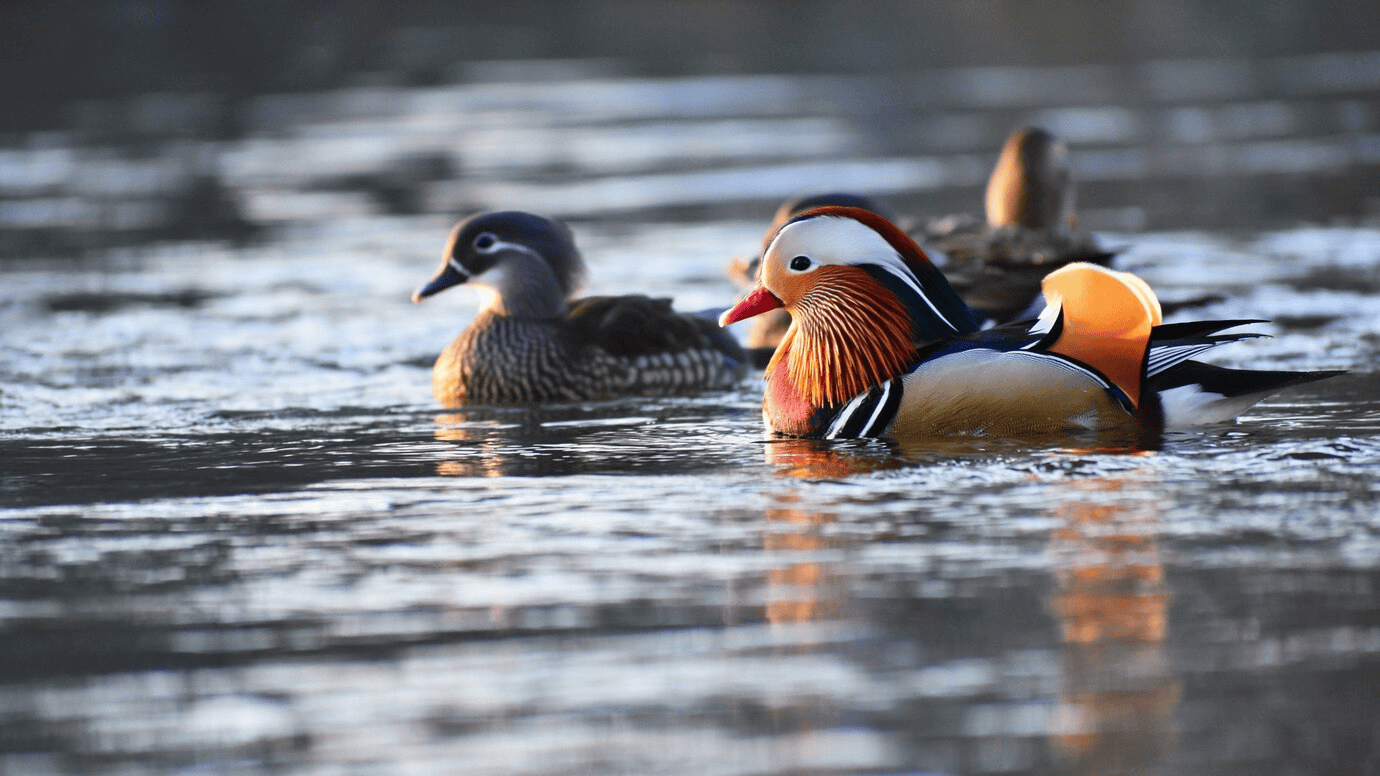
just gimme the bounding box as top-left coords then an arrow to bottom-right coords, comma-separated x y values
1146,342 -> 1219,377
1024,298 -> 1063,346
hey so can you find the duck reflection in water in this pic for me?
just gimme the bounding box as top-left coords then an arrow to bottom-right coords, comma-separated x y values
752,470 -> 862,766
761,430 -> 1163,479
761,436 -> 906,481
757,438 -> 1181,772
430,411 -> 543,478
762,497 -> 845,626
1045,472 -> 1180,774
428,408 -> 681,478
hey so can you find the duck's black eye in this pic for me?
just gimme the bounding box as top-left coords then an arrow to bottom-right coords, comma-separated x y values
474,232 -> 497,251
789,255 -> 812,271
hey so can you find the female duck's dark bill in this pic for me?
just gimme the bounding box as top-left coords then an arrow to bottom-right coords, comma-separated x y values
412,259 -> 471,303
719,286 -> 784,326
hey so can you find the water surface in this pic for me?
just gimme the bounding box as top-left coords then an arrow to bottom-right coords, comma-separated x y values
3,36 -> 1380,776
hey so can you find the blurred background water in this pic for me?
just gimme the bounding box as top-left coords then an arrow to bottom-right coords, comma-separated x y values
2,1 -> 1379,774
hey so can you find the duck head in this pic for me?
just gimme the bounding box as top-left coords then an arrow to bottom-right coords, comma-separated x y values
722,206 -> 981,407
413,211 -> 586,318
985,126 -> 1076,232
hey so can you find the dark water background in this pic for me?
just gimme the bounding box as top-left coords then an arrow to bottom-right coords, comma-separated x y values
3,2 -> 1380,774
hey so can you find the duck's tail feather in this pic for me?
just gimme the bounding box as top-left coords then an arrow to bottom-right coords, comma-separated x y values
1150,361 -> 1345,426
1146,320 -> 1276,378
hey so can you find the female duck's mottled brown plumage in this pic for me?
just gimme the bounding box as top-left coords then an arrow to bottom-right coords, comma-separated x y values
922,126 -> 1113,322
414,211 -> 746,406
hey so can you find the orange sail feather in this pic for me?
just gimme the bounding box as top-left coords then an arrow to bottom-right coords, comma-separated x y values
1041,263 -> 1163,408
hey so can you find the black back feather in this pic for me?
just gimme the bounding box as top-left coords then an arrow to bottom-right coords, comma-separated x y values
1150,361 -> 1345,398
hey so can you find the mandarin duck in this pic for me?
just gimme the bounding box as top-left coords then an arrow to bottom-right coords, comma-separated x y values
413,211 -> 747,406
731,127 -> 1113,359
720,206 -> 1341,440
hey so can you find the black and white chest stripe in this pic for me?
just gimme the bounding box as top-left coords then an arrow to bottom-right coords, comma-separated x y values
823,377 -> 905,439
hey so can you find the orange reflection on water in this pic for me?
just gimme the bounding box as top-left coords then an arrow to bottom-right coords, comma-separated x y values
762,502 -> 840,625
1046,475 -> 1181,775
758,439 -> 895,624
762,437 -> 902,480
433,412 -> 515,477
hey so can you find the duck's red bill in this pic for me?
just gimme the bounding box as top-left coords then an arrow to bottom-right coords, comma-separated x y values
719,286 -> 784,326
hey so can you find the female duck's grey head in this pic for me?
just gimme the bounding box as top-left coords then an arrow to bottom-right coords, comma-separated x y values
412,211 -> 587,317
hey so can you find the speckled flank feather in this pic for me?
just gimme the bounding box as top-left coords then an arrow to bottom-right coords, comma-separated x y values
891,349 -> 1131,437
433,310 -> 744,405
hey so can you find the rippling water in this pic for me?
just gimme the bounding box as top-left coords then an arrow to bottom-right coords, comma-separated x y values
4,29 -> 1380,776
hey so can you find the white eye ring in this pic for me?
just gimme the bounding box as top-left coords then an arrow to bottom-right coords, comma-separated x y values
473,232 -> 498,252
788,255 -> 813,272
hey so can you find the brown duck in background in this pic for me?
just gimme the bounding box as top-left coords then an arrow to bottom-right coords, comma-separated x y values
730,127 -> 1114,363
414,211 -> 747,406
923,125 -> 1114,323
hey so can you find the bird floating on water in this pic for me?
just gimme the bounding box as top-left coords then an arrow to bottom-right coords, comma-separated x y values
924,125 -> 1116,323
414,210 -> 747,406
720,205 -> 1341,441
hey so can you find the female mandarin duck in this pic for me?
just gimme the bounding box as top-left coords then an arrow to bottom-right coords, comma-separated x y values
720,206 -> 1340,439
413,210 -> 746,406
731,127 -> 1112,358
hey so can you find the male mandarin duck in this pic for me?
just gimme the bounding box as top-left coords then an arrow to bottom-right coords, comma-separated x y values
413,210 -> 747,406
730,127 -> 1112,358
720,206 -> 1341,440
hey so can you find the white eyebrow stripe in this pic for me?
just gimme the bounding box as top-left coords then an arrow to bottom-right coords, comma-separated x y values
899,269 -> 959,334
453,237 -> 547,277
863,254 -> 958,334
483,238 -> 543,259
772,215 -> 959,334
